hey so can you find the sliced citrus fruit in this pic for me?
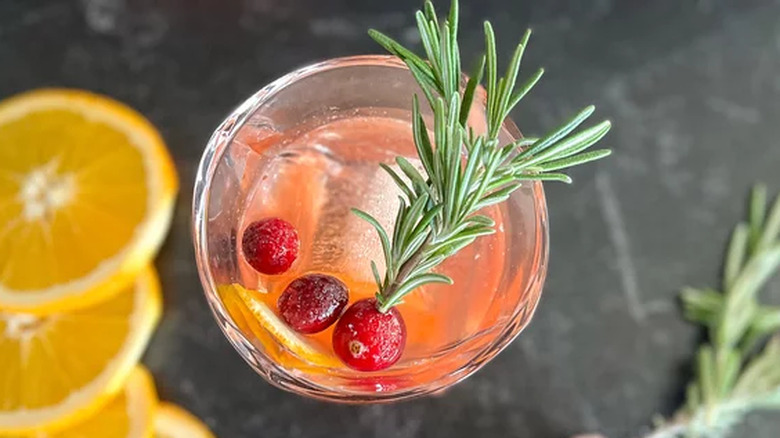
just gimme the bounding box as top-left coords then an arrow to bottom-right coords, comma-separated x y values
4,367 -> 159,438
0,89 -> 178,313
154,403 -> 215,438
228,283 -> 340,368
0,267 -> 162,434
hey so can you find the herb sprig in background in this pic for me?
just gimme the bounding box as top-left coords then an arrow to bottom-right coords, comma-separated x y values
637,185 -> 780,438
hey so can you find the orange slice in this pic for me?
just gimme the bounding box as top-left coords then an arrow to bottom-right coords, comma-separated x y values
154,403 -> 215,438
3,367 -> 158,438
0,267 -> 161,434
0,89 -> 178,313
226,283 -> 340,369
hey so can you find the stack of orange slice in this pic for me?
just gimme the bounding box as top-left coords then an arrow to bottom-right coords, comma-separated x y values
0,89 -> 213,437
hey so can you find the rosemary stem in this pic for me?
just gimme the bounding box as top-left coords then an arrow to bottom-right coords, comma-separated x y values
379,235 -> 433,313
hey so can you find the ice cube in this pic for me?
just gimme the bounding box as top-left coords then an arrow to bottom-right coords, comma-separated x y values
308,159 -> 428,289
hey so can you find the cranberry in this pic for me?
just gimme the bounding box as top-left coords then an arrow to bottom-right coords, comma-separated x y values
241,218 -> 299,275
332,298 -> 406,371
278,274 -> 349,334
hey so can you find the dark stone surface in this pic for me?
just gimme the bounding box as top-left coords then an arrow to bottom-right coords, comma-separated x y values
3,0 -> 780,437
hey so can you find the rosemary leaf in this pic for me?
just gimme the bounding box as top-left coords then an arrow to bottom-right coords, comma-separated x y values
352,208 -> 393,275
758,194 -> 780,251
516,172 -> 573,183
370,260 -> 382,291
532,148 -> 612,173
724,223 -> 749,290
460,56 -> 486,125
379,163 -> 414,201
749,184 -> 767,252
681,287 -> 723,326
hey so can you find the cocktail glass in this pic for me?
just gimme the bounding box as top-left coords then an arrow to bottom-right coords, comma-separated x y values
192,55 -> 548,402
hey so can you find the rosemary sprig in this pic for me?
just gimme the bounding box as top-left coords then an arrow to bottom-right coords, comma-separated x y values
355,0 -> 612,313
647,185 -> 780,438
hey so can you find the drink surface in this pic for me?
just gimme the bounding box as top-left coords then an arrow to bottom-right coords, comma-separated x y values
226,113 -> 523,365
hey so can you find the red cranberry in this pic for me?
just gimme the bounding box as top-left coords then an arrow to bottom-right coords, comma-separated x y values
241,218 -> 299,275
278,274 -> 349,334
332,298 -> 406,371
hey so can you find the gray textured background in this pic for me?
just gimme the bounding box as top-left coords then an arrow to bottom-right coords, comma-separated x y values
2,0 -> 780,437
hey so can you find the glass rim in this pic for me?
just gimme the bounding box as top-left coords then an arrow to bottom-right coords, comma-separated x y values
192,55 -> 550,402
